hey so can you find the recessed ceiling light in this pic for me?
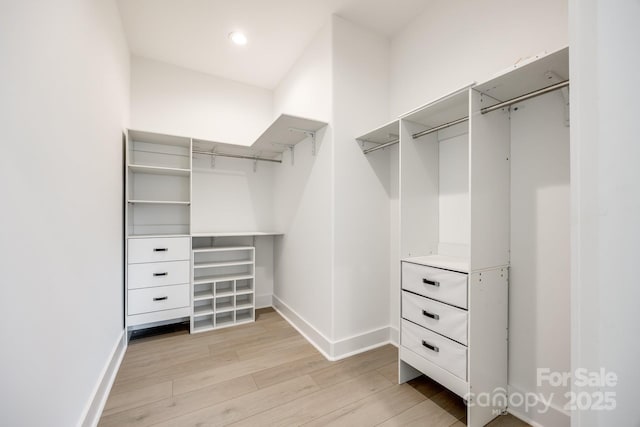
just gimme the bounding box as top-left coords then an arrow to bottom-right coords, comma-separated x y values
229,32 -> 248,46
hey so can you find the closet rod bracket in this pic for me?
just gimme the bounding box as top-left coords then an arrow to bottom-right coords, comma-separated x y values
288,127 -> 317,156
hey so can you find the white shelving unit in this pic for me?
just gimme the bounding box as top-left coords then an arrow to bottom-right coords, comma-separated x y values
125,130 -> 193,328
389,48 -> 569,427
127,129 -> 192,237
190,245 -> 256,333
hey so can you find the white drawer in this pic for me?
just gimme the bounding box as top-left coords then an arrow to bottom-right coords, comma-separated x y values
401,319 -> 467,380
402,262 -> 468,309
128,284 -> 190,315
402,291 -> 468,345
128,260 -> 190,290
128,237 -> 190,264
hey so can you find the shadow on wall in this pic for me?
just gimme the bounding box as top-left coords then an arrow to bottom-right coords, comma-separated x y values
509,90 -> 570,409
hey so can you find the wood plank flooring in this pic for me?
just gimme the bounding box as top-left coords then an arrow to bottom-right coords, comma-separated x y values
99,308 -> 529,426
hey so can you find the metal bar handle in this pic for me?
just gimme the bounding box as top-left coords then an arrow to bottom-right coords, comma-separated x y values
422,278 -> 440,287
153,296 -> 168,301
153,248 -> 168,252
422,340 -> 439,353
422,310 -> 440,320
153,272 -> 168,277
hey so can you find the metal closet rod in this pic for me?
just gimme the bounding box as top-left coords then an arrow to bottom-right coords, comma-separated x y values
192,149 -> 282,164
363,138 -> 400,155
481,80 -> 570,114
412,116 -> 469,140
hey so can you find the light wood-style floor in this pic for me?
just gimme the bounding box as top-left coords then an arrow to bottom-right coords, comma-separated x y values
99,308 -> 529,426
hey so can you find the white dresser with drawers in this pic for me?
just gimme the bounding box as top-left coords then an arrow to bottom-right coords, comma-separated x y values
399,255 -> 508,427
126,236 -> 192,326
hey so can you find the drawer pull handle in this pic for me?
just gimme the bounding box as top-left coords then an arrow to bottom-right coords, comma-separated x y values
422,309 -> 440,320
422,278 -> 440,287
153,296 -> 168,301
153,272 -> 168,277
422,340 -> 439,353
153,248 -> 168,252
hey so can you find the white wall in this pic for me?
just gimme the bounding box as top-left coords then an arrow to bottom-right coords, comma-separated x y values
191,155 -> 276,233
272,22 -> 332,122
131,56 -> 272,145
272,21 -> 335,340
510,92 -> 571,417
570,1 -> 640,425
390,0 -> 568,117
0,0 -> 129,425
331,15 -> 391,345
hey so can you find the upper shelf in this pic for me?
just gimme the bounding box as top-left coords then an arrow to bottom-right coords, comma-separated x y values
401,84 -> 473,128
192,140 -> 281,161
128,129 -> 191,148
251,114 -> 327,154
474,47 -> 569,102
191,114 -> 328,163
356,120 -> 399,146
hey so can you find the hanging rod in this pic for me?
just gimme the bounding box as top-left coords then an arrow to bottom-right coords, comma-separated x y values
363,138 -> 399,155
412,116 -> 469,140
481,80 -> 569,114
192,150 -> 282,163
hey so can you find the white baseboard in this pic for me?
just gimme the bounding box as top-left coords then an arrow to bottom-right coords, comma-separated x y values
272,295 -> 393,361
255,294 -> 273,309
506,384 -> 571,427
79,330 -> 127,427
272,295 -> 334,359
389,326 -> 399,347
332,327 -> 391,360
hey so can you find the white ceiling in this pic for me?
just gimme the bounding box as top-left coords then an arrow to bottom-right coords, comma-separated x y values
117,0 -> 429,89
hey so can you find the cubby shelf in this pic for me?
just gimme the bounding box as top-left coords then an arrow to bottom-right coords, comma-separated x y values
193,274 -> 253,285
193,260 -> 253,269
190,245 -> 256,333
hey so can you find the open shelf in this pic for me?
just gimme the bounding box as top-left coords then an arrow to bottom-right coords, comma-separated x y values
356,120 -> 400,147
193,303 -> 214,317
215,296 -> 234,313
191,232 -> 284,238
128,164 -> 191,177
193,274 -> 253,285
193,260 -> 253,269
128,200 -> 190,205
192,246 -> 255,253
235,309 -> 254,323
193,316 -> 215,333
402,84 -> 473,128
127,233 -> 191,239
193,289 -> 214,301
474,47 -> 569,104
215,312 -> 234,327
